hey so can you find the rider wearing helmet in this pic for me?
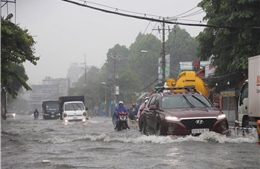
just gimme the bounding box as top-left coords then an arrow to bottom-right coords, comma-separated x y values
114,101 -> 130,129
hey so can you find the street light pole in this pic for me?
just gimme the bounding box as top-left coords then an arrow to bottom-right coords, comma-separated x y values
227,81 -> 230,119
101,82 -> 107,116
110,54 -> 117,108
101,82 -> 107,104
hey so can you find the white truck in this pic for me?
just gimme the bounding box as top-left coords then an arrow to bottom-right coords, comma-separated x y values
238,55 -> 260,127
59,96 -> 88,123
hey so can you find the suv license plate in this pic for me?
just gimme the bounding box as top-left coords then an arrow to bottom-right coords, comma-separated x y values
192,128 -> 209,134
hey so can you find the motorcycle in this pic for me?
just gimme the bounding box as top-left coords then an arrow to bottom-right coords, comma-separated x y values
113,112 -> 129,131
34,112 -> 39,120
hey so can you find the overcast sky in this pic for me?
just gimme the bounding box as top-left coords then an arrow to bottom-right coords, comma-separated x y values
2,0 -> 206,85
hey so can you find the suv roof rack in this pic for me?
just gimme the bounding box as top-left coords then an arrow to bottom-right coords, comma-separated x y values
155,85 -> 198,93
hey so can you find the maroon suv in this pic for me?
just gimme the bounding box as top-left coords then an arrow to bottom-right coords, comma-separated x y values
139,86 -> 229,136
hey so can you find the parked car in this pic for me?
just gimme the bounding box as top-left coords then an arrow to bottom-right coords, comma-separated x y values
139,86 -> 229,136
6,110 -> 16,119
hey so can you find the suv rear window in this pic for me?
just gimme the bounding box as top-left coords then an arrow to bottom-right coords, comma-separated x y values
162,95 -> 212,109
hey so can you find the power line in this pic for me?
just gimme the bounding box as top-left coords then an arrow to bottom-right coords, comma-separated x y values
76,0 -> 164,19
61,0 -> 260,30
170,6 -> 198,18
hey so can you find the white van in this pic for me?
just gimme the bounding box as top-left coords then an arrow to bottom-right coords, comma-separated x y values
62,101 -> 87,123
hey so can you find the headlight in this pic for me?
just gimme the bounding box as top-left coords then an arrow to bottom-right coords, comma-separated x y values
13,113 -> 16,116
165,116 -> 179,121
217,114 -> 226,120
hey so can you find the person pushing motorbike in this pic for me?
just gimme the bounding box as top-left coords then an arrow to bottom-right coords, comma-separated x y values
113,101 -> 130,129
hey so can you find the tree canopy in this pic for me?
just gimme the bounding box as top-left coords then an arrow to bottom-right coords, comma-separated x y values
72,28 -> 199,107
196,0 -> 260,87
166,25 -> 199,78
1,14 -> 39,98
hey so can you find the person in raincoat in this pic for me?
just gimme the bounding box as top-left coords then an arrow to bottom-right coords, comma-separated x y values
128,102 -> 139,120
113,101 -> 130,129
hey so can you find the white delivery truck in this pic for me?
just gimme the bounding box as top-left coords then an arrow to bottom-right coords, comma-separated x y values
238,55 -> 260,127
59,96 -> 88,123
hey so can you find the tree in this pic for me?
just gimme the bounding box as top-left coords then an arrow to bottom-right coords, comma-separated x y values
74,66 -> 102,109
1,14 -> 39,98
166,25 -> 199,78
196,0 -> 260,87
127,33 -> 161,90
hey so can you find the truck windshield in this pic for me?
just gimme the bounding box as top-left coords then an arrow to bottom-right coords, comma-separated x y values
46,103 -> 59,111
65,103 -> 84,111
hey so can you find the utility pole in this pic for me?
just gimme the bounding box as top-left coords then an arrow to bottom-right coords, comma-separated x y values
162,18 -> 166,82
110,54 -> 117,108
154,18 -> 166,82
84,53 -> 87,86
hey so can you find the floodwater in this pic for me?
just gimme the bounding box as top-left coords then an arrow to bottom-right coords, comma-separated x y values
1,115 -> 259,169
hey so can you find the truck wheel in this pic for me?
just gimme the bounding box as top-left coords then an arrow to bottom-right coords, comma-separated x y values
243,119 -> 253,133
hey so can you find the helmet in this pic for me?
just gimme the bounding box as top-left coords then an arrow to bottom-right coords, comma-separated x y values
144,97 -> 149,103
119,101 -> 123,104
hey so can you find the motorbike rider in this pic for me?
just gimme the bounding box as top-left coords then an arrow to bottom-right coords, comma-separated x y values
114,101 -> 130,129
34,109 -> 39,119
128,102 -> 139,120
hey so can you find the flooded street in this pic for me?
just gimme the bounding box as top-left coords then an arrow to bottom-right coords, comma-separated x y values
1,115 -> 259,169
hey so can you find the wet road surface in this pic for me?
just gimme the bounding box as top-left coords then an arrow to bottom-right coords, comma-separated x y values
1,115 -> 259,169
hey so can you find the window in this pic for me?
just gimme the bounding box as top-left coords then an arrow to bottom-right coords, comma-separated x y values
162,95 -> 212,109
65,103 -> 84,111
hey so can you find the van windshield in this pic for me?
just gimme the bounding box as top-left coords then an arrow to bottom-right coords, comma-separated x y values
65,103 -> 84,111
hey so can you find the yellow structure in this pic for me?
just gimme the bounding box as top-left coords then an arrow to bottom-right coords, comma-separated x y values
165,71 -> 210,98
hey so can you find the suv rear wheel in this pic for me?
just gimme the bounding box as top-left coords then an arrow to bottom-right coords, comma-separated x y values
141,122 -> 146,135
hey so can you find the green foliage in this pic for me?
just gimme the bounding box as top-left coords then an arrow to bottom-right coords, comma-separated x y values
1,14 -> 39,98
197,0 -> 260,87
127,33 -> 161,89
116,69 -> 142,103
72,29 -> 199,106
75,66 -> 103,109
166,25 -> 199,78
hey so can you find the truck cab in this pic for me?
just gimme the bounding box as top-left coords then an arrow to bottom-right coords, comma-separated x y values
42,101 -> 60,120
59,96 -> 88,123
62,101 -> 87,122
238,80 -> 249,127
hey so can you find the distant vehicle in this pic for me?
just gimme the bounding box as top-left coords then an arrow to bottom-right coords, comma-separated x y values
59,96 -> 88,123
6,110 -> 16,119
139,86 -> 229,136
42,101 -> 60,120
